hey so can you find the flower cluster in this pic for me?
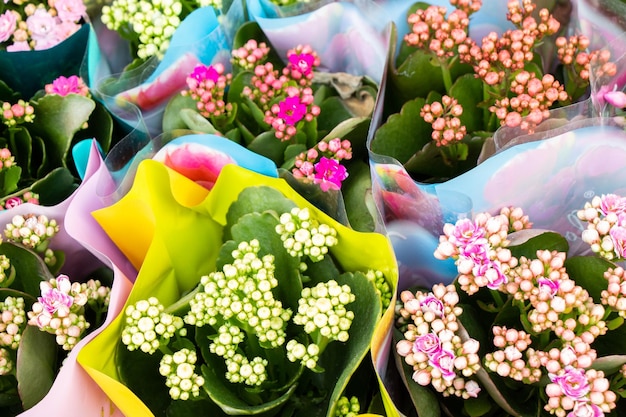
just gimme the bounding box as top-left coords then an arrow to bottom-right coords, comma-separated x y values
4,213 -> 59,251
275,207 -> 338,261
27,274 -> 111,350
395,196 -> 626,416
0,0 -> 86,51
420,95 -> 466,147
578,193 -> 626,261
173,38 -> 358,192
1,100 -> 35,127
44,75 -> 90,97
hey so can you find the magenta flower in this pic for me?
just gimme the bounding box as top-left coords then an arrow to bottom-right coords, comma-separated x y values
153,142 -> 236,190
413,333 -> 442,355
38,275 -> 74,317
450,218 -> 487,246
313,157 -> 348,192
537,277 -> 559,298
3,197 -> 22,209
567,401 -> 603,417
288,53 -> 316,76
473,260 -> 507,289
603,91 -> 626,109
609,226 -> 626,259
549,366 -> 591,400
419,294 -> 444,317
190,64 -> 219,83
278,96 -> 307,125
0,10 -> 16,43
428,349 -> 456,380
45,75 -> 88,97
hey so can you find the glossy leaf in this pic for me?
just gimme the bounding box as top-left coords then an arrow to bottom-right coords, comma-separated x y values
30,167 -> 77,206
16,326 -> 57,410
507,231 -> 569,261
0,242 -> 52,296
162,94 -> 198,132
342,160 -> 376,233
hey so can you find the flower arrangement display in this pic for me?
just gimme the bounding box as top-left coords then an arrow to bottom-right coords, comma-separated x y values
162,20 -> 379,230
0,202 -> 113,415
369,0 -> 610,184
76,147 -> 398,417
391,192 -> 626,417
0,74 -> 115,210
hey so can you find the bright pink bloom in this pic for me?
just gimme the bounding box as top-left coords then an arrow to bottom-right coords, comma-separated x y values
153,142 -> 236,190
278,96 -> 307,125
288,53 -> 316,76
549,366 -> 591,400
3,197 -> 22,209
567,401 -> 604,417
45,75 -> 88,96
473,260 -> 507,289
413,333 -> 442,355
419,294 -> 444,317
38,275 -> 73,318
428,349 -> 456,380
313,157 -> 348,192
0,10 -> 16,43
537,277 -> 559,297
190,64 -> 219,83
610,226 -> 626,258
599,194 -> 626,216
603,91 -> 626,109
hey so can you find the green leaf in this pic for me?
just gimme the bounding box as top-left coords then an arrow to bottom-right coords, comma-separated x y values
180,109 -> 220,134
507,230 -> 570,260
391,49 -> 445,104
464,395 -> 495,417
391,328 -> 441,417
75,100 -> 114,154
589,355 -> 626,375
317,97 -> 355,133
369,97 -> 429,164
341,160 -> 376,232
0,242 -> 52,296
30,167 -> 77,206
16,326 -> 57,410
0,166 -> 21,197
166,395 -> 227,417
247,131 -> 290,166
162,94 -> 199,133
7,128 -> 33,180
320,117 -> 371,161
29,94 -> 95,173
116,342 -> 170,417
563,255 -> 614,300
448,73 -> 486,133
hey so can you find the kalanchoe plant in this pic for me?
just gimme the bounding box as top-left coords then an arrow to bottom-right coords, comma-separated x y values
393,196 -> 626,417
115,183 -> 391,417
370,0 -> 615,183
0,212 -> 111,415
163,22 -> 378,229
0,75 -> 114,207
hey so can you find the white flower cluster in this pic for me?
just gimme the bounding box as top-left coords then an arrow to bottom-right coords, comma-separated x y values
121,297 -> 184,354
159,348 -> 204,400
275,207 -> 338,262
285,339 -> 319,369
4,213 -> 59,250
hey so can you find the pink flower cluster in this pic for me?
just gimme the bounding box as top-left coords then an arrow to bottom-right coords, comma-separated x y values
0,192 -> 39,210
395,284 -> 481,399
434,207 -> 531,295
404,5 -> 470,59
44,75 -> 90,97
1,99 -> 35,127
231,39 -> 271,71
292,138 -> 352,192
265,85 -> 320,141
420,95 -> 467,147
0,0 -> 86,51
577,193 -> 626,261
182,63 -> 233,119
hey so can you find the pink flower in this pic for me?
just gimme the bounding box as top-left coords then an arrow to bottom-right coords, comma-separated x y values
288,52 -> 316,76
603,90 -> 626,109
53,20 -> 80,41
0,10 -> 16,43
549,366 -> 591,400
567,401 -> 604,417
153,142 -> 236,190
190,64 -> 219,83
26,8 -> 58,41
599,194 -> 626,216
278,96 -> 307,125
429,349 -> 456,380
38,275 -> 74,317
3,197 -> 22,209
45,75 -> 88,96
473,260 -> 507,289
53,0 -> 86,23
413,333 -> 442,355
6,41 -> 30,52
609,226 -> 626,258
420,294 -> 444,317
313,157 -> 348,192
538,277 -> 559,297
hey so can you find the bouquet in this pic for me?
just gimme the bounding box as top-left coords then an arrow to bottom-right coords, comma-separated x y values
369,0 -> 609,184
76,138 -> 398,416
0,199 -> 112,415
392,194 -> 626,417
0,74 -> 115,209
163,20 -> 380,230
